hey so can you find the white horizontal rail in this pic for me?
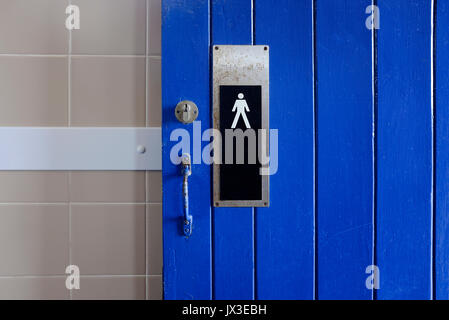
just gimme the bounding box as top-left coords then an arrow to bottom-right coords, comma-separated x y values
0,127 -> 161,170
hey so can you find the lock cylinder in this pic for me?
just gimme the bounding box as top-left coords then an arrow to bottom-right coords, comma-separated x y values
175,100 -> 199,124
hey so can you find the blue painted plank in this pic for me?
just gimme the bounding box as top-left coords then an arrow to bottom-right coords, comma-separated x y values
435,0 -> 449,300
316,0 -> 374,299
377,0 -> 432,300
254,0 -> 314,299
162,0 -> 212,300
211,0 -> 255,300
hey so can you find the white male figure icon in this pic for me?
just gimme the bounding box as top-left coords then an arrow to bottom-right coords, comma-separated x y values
231,93 -> 251,129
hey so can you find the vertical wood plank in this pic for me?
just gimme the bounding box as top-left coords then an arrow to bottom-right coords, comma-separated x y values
377,0 -> 432,300
316,0 -> 374,299
254,0 -> 315,299
212,0 -> 255,300
162,0 -> 212,299
435,0 -> 448,300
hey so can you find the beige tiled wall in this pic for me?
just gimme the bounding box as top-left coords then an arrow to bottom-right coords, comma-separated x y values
0,0 -> 162,300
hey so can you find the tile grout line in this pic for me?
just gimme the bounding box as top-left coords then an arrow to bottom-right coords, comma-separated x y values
0,202 -> 161,205
145,0 -> 150,301
68,172 -> 72,301
68,0 -> 73,301
0,275 -> 162,279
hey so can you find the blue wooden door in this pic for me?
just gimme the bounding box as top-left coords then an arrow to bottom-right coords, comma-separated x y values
162,0 -> 445,300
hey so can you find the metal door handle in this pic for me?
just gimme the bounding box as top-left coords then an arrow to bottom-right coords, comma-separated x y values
181,154 -> 192,237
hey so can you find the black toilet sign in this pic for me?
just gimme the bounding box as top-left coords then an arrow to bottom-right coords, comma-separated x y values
219,85 -> 262,202
213,45 -> 269,207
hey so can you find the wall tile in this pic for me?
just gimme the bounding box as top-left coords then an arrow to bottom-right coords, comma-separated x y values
71,0 -> 146,55
147,275 -> 162,300
146,204 -> 162,275
0,57 -> 68,126
146,171 -> 162,203
0,277 -> 69,300
0,205 -> 69,276
0,172 -> 69,203
70,171 -> 145,203
72,276 -> 145,300
71,204 -> 146,275
0,0 -> 163,300
0,0 -> 69,54
71,57 -> 146,127
147,0 -> 161,55
147,57 -> 161,126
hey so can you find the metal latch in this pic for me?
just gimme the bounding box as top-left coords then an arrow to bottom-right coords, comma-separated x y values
181,154 -> 192,237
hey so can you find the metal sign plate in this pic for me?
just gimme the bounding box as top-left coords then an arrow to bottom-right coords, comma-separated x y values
213,45 -> 269,207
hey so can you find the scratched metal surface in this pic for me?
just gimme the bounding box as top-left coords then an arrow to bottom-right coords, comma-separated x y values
212,45 -> 270,208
